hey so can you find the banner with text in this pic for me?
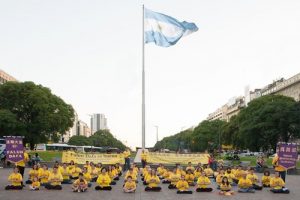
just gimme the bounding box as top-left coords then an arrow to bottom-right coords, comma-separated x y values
62,151 -> 124,164
5,136 -> 24,163
147,152 -> 209,165
278,143 -> 298,169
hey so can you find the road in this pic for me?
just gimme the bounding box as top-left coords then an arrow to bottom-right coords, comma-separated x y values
0,168 -> 299,200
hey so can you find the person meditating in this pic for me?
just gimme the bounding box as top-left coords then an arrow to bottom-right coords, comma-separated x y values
45,166 -> 63,190
176,175 -> 193,194
72,173 -> 88,192
95,168 -> 112,190
5,167 -> 23,190
145,169 -> 161,191
270,171 -> 290,194
196,171 -> 213,192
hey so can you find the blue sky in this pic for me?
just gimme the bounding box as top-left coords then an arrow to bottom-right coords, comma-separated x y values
1,0 -> 300,148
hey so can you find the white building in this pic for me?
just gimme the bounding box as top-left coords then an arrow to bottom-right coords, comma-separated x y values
91,113 -> 108,134
61,112 -> 78,143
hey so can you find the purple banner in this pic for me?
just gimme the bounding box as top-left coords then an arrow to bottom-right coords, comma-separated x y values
5,136 -> 24,163
278,143 -> 298,169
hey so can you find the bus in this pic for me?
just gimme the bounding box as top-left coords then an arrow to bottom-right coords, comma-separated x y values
35,143 -> 77,151
76,146 -> 104,153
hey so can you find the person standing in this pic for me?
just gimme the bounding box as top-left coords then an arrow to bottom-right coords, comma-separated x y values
15,147 -> 29,185
272,154 -> 287,182
140,149 -> 148,168
123,148 -> 131,172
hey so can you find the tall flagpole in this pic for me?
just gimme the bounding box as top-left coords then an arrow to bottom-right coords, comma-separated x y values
142,4 -> 145,149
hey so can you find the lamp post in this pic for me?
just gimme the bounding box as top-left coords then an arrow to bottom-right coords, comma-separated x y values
154,126 -> 159,143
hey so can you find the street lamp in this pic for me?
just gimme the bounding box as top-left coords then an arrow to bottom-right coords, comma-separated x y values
154,126 -> 159,143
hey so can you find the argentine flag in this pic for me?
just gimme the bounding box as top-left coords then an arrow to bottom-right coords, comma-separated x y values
144,8 -> 198,47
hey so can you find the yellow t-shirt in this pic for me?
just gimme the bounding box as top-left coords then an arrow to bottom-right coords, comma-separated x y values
176,180 -> 189,191
123,150 -> 131,158
90,168 -> 99,178
216,174 -> 224,185
194,171 -> 201,178
70,167 -> 82,178
169,173 -> 180,185
234,169 -> 244,180
238,178 -> 252,189
125,171 -> 137,181
146,175 -> 160,188
28,169 -> 39,180
246,173 -> 258,184
272,156 -> 286,172
31,181 -> 40,188
261,175 -> 271,186
48,172 -> 63,186
224,172 -> 235,183
220,183 -> 231,191
186,166 -> 195,172
204,168 -> 214,177
83,172 -> 92,182
124,181 -> 136,190
270,177 -> 285,190
38,169 -> 50,184
96,174 -> 111,187
83,165 -> 92,173
185,174 -> 195,183
197,176 -> 211,188
140,152 -> 148,161
73,178 -> 87,185
59,167 -> 71,180
8,172 -> 22,186
15,152 -> 29,167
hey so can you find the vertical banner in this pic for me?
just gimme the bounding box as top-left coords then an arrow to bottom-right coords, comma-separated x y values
5,136 -> 24,163
278,143 -> 298,169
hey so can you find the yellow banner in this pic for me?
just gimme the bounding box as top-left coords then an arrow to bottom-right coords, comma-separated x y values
62,151 -> 124,164
147,152 -> 209,165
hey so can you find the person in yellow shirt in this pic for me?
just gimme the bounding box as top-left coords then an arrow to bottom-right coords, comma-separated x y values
125,167 -> 138,182
83,161 -> 91,172
196,171 -> 213,192
68,160 -> 75,171
219,176 -> 234,196
107,166 -> 117,185
5,167 -> 23,190
193,167 -> 203,179
29,176 -> 40,191
45,166 -> 63,190
261,170 -> 271,187
176,175 -> 193,194
70,163 -> 82,179
216,170 -> 225,189
161,169 -> 171,184
238,173 -> 255,193
111,165 -> 120,181
185,162 -> 195,172
270,171 -> 290,194
233,166 -> 244,184
168,168 -> 180,189
26,164 -> 39,184
140,149 -> 148,168
123,149 -> 131,171
246,168 -> 262,190
15,148 -> 29,185
143,168 -> 152,185
90,163 -> 99,182
123,176 -> 136,193
272,154 -> 287,182
185,169 -> 195,186
82,167 -> 92,187
224,167 -> 237,186
95,168 -> 112,190
145,169 -> 161,191
176,166 -> 186,177
203,165 -> 214,178
38,164 -> 50,186
60,163 -> 72,184
115,163 -> 122,176
72,173 -> 88,192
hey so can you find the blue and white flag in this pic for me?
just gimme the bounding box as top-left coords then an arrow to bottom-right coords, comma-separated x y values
144,8 -> 198,47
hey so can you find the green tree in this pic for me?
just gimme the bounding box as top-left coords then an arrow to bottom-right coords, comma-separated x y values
227,95 -> 300,152
190,120 -> 226,152
89,130 -> 126,150
68,135 -> 91,146
0,81 -> 75,149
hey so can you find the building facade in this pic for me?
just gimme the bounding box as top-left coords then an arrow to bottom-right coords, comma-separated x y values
61,112 -> 78,143
78,120 -> 91,137
0,69 -> 17,84
91,113 -> 108,134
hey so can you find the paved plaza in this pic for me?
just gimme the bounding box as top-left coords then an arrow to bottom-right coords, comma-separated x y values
0,168 -> 299,200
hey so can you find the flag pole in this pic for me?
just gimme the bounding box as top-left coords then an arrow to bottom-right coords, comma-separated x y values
142,4 -> 145,150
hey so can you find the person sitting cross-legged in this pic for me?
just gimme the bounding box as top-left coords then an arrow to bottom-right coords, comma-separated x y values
219,176 -> 234,196
270,171 -> 290,194
196,171 -> 213,192
123,176 -> 136,193
95,168 -> 112,191
176,175 -> 193,194
5,167 -> 23,190
145,169 -> 161,192
238,173 -> 255,193
72,173 -> 88,193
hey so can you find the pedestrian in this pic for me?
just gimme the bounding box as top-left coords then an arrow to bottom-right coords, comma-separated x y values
123,148 -> 131,172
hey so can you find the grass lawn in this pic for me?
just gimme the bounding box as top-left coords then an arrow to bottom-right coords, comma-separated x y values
28,151 -> 62,162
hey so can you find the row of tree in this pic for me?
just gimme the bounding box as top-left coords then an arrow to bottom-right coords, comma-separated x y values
68,129 -> 126,150
0,81 -> 127,150
155,95 -> 300,153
